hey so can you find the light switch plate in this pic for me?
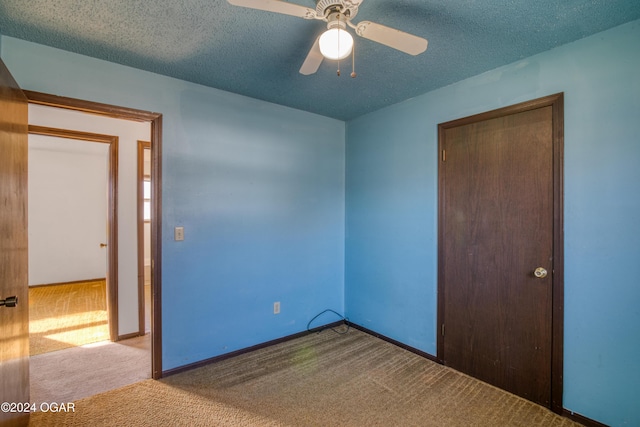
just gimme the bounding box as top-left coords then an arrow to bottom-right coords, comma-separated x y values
174,226 -> 184,241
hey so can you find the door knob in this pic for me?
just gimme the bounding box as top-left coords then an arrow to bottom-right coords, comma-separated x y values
534,267 -> 548,278
0,296 -> 18,308
100,243 -> 108,248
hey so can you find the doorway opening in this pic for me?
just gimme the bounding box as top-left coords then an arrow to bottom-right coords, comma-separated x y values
24,90 -> 163,380
27,126 -> 119,354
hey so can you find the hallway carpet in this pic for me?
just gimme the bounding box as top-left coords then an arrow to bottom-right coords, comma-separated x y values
30,334 -> 150,406
29,280 -> 109,355
29,328 -> 582,426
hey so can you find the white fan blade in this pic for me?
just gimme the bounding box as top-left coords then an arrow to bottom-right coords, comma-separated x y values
227,0 -> 316,19
356,21 -> 428,55
299,37 -> 323,75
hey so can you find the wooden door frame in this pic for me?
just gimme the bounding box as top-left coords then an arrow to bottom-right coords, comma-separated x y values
24,90 -> 164,380
436,93 -> 564,413
137,140 -> 151,336
28,125 -> 120,341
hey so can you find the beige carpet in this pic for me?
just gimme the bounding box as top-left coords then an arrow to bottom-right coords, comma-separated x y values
30,334 -> 151,406
29,280 -> 109,355
29,328 -> 582,426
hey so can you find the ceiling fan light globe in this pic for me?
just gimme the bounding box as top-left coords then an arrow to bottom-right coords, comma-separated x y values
319,28 -> 353,60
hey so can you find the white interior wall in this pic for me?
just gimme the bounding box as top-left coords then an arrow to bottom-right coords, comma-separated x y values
28,104 -> 151,337
28,136 -> 108,285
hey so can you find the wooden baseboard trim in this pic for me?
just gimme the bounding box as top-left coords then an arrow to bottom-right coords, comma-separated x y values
562,409 -> 609,427
162,321 -> 344,377
117,331 -> 144,341
29,278 -> 106,288
348,322 -> 440,363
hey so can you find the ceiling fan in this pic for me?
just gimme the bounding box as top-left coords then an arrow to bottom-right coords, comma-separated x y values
227,0 -> 428,76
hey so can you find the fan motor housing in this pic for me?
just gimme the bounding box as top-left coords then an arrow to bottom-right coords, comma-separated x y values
316,0 -> 360,19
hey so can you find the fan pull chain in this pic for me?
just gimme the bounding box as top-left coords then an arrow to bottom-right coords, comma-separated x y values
337,13 -> 341,76
351,43 -> 356,78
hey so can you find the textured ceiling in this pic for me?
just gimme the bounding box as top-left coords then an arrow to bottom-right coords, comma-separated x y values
1,0 -> 639,120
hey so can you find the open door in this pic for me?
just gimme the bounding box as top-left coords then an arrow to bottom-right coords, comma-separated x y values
0,60 -> 30,426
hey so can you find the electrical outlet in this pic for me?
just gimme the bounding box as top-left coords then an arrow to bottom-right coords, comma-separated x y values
273,301 -> 280,314
174,226 -> 184,241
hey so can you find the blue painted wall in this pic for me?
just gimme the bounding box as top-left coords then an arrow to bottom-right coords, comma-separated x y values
0,37 -> 345,370
345,106 -> 437,353
345,19 -> 640,427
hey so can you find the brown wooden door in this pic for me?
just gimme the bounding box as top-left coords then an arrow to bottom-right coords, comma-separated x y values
0,60 -> 30,426
438,95 -> 564,409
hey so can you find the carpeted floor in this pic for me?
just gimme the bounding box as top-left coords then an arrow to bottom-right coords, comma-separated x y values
30,334 -> 151,406
29,328 -> 583,426
29,280 -> 109,355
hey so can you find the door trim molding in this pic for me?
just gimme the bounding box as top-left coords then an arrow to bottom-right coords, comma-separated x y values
25,90 -> 165,380
28,125 -> 120,342
436,93 -> 564,413
137,140 -> 151,336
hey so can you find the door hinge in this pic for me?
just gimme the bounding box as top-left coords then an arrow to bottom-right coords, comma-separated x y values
441,324 -> 445,336
441,149 -> 446,162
